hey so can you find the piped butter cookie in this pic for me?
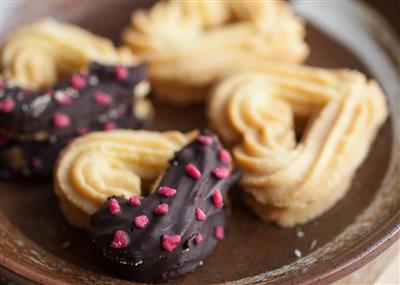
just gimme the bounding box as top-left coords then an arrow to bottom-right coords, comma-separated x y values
123,0 -> 308,104
1,18 -> 135,89
55,129 -> 197,230
91,130 -> 240,282
0,63 -> 152,177
208,63 -> 388,227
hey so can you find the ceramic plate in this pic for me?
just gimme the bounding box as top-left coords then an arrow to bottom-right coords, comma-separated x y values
0,1 -> 399,284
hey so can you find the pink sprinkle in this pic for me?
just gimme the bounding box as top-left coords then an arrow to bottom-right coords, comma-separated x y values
194,232 -> 203,245
213,167 -> 230,179
70,74 -> 86,90
154,203 -> 169,215
128,196 -> 141,207
77,126 -> 89,136
218,149 -> 231,163
53,113 -> 70,128
195,208 -> 207,221
186,164 -> 201,180
158,186 -> 177,197
0,77 -> 4,88
134,215 -> 149,229
103,122 -> 117,131
214,226 -> 224,240
0,98 -> 15,113
108,198 -> 121,215
110,230 -> 129,248
197,135 -> 213,145
31,158 -> 43,170
55,93 -> 73,105
212,189 -> 224,209
94,91 -> 112,106
115,66 -> 128,80
162,234 -> 181,252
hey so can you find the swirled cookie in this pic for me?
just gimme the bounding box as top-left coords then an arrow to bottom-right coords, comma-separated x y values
1,18 -> 135,89
90,130 -> 240,282
0,63 -> 152,177
55,130 -> 197,230
123,0 -> 308,104
208,63 -> 388,227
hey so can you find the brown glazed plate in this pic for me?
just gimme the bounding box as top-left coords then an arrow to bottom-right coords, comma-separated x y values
0,1 -> 399,284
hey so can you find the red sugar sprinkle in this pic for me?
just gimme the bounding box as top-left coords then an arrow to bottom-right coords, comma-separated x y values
197,135 -> 213,145
56,93 -> 73,105
77,126 -> 89,136
53,113 -> 70,128
94,91 -> 112,106
214,226 -> 224,240
134,215 -> 149,229
115,66 -> 128,80
70,74 -> 86,90
31,158 -> 43,170
158,186 -> 177,197
110,230 -> 129,248
154,203 -> 169,215
0,98 -> 15,113
103,122 -> 117,131
212,189 -> 224,209
194,232 -> 203,245
108,198 -> 121,215
0,77 -> 4,88
128,196 -> 141,207
213,167 -> 230,179
218,149 -> 231,163
186,164 -> 201,180
162,234 -> 181,252
195,208 -> 207,221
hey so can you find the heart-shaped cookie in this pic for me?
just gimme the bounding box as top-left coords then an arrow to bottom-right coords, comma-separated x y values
123,0 -> 308,104
208,63 -> 388,227
0,63 -> 152,178
90,130 -> 240,282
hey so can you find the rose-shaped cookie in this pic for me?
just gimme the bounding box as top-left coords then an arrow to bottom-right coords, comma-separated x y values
208,63 -> 388,227
123,0 -> 308,104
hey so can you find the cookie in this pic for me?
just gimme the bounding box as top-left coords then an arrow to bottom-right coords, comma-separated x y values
123,0 -> 308,104
208,63 -> 388,227
0,62 -> 152,177
1,18 -> 135,90
91,130 -> 240,282
55,130 -> 198,230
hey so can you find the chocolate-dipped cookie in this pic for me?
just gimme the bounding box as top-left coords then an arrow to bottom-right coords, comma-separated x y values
0,62 -> 153,177
91,130 -> 241,282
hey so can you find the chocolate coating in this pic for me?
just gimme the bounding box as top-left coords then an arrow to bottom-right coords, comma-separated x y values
0,62 -> 151,177
91,130 -> 241,283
